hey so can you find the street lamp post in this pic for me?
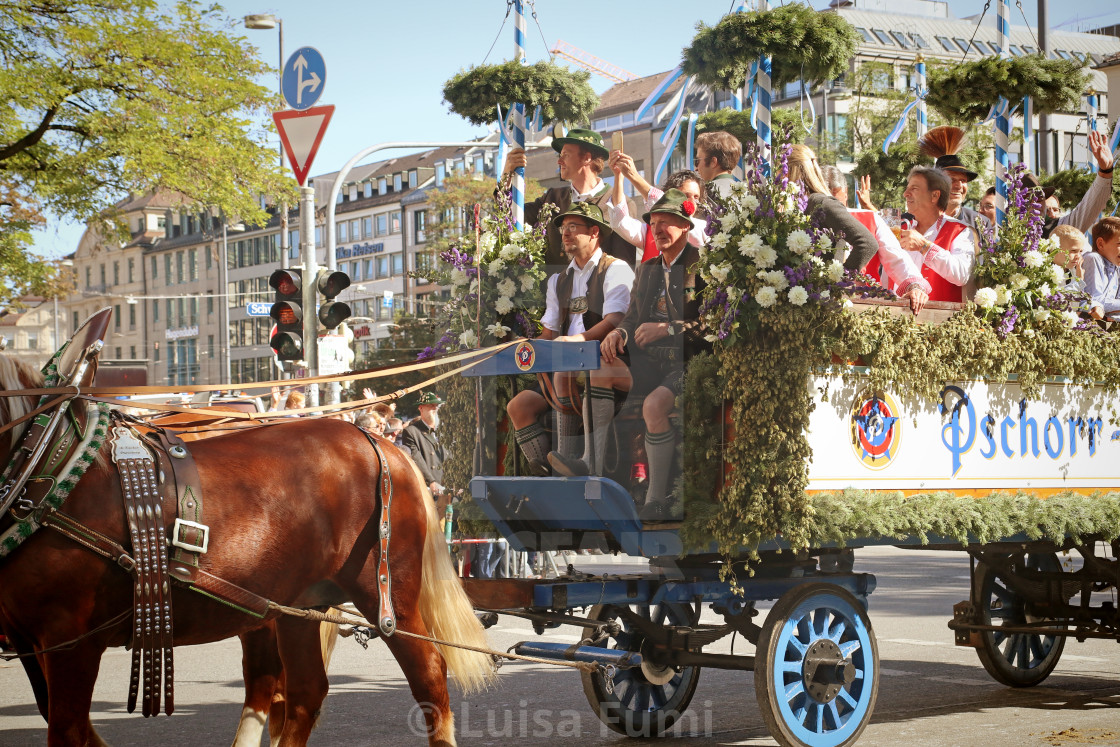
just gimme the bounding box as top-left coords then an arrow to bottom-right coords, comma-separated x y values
244,13 -> 288,271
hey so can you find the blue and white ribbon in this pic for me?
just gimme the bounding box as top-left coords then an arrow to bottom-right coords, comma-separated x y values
1109,116 -> 1120,156
755,0 -> 771,175
730,1 -> 747,112
881,93 -> 925,154
993,0 -> 1011,225
685,113 -> 699,171
636,66 -> 684,124
653,77 -> 695,185
511,0 -> 527,230
915,57 -> 927,138
1022,96 -> 1034,173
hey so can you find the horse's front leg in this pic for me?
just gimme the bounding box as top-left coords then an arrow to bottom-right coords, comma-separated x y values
233,623 -> 284,747
42,642 -> 106,746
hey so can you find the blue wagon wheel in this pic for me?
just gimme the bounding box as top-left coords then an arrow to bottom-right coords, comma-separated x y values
755,583 -> 878,747
580,602 -> 701,737
974,552 -> 1066,687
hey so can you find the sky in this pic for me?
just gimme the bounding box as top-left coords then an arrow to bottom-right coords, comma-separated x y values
29,0 -> 1119,258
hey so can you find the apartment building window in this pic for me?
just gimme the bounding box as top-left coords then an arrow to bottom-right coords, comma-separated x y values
189,249 -> 197,281
208,335 -> 215,358
376,214 -> 388,236
153,300 -> 159,322
178,298 -> 186,326
393,173 -> 402,192
910,33 -> 929,49
378,177 -> 387,195
337,221 -> 348,242
408,170 -> 417,188
114,305 -> 121,331
391,253 -> 403,275
206,245 -> 212,270
364,259 -> 374,279
115,347 -> 121,359
375,256 -> 388,278
176,251 -> 184,283
100,264 -> 106,286
435,163 -> 445,187
207,297 -> 214,315
165,254 -> 172,282
128,258 -> 135,283
113,261 -> 120,285
72,311 -> 79,331
363,182 -> 373,198
190,297 -> 199,325
390,211 -> 401,234
855,27 -> 872,43
413,210 -> 427,243
166,299 -> 174,326
350,261 -> 360,280
130,345 -> 136,360
154,343 -> 160,362
350,219 -> 359,241
362,216 -> 372,238
871,29 -> 892,45
85,267 -> 92,288
128,304 -> 136,329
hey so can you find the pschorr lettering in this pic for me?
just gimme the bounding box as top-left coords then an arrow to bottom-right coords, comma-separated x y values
940,386 -> 1104,477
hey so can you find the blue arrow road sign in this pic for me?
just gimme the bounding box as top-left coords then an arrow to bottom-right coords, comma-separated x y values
281,47 -> 326,111
246,302 -> 274,317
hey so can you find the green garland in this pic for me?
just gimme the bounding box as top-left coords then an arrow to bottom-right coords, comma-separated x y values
925,56 -> 1089,123
680,305 -> 1120,561
682,5 -> 860,89
442,61 -> 599,127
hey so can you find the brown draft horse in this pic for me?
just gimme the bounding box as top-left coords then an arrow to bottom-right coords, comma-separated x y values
0,355 -> 494,746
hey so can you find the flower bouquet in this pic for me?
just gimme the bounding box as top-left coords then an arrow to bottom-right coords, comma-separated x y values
973,165 -> 1089,338
421,189 -> 551,357
697,141 -> 879,344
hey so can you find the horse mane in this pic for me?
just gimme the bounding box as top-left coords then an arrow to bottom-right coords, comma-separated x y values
0,354 -> 44,444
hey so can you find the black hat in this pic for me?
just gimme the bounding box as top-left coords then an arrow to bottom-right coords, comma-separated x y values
551,201 -> 611,233
934,154 -> 979,182
1021,172 -> 1057,200
550,128 -> 609,160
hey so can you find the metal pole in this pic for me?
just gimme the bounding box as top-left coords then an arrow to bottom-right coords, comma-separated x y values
278,20 -> 288,273
300,185 -> 319,406
221,224 -> 230,384
1038,0 -> 1051,173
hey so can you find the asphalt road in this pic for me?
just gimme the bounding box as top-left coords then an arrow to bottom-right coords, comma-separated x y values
1,546 -> 1118,746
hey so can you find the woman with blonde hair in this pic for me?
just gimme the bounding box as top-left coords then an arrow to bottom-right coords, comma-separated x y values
787,144 -> 878,271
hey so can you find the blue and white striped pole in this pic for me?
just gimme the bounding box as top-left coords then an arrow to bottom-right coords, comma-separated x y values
511,0 -> 527,230
1022,96 -> 1034,173
730,1 -> 746,111
756,0 -> 772,176
1087,89 -> 1099,173
994,0 -> 1011,225
915,54 -> 927,139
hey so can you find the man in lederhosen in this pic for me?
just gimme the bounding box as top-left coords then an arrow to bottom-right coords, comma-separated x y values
506,202 -> 635,477
600,189 -> 709,520
503,128 -> 638,269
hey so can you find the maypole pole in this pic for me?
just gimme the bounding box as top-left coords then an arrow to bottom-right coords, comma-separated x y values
730,1 -> 747,112
755,0 -> 772,175
914,54 -> 927,139
1022,96 -> 1034,173
511,0 -> 527,230
1087,88 -> 1099,173
994,0 -> 1011,225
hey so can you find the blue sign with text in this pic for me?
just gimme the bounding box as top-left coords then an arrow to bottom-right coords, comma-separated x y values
246,302 -> 274,317
281,47 -> 326,110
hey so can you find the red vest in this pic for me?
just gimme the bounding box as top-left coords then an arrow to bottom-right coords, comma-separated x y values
859,213 -> 968,302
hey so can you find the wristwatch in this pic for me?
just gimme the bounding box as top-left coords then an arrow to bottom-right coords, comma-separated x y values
666,322 -> 677,336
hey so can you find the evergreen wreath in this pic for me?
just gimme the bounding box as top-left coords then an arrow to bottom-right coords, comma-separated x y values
442,60 -> 599,127
682,4 -> 860,90
926,56 -> 1090,123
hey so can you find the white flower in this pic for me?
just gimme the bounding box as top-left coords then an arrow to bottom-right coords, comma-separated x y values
1039,237 -> 1059,254
450,268 -> 468,287
817,236 -> 834,252
765,270 -> 789,290
478,232 -> 497,252
521,274 -> 536,292
1062,310 -> 1080,326
1009,273 -> 1029,290
738,233 -> 763,257
742,194 -> 760,211
842,298 -> 855,310
486,322 -> 511,338
787,230 -> 813,255
710,263 -> 731,283
827,260 -> 844,283
1051,264 -> 1066,286
710,233 -> 730,250
704,333 -> 720,343
496,278 -> 517,298
789,182 -> 801,194
509,230 -> 525,242
720,211 -> 739,231
494,296 -> 514,314
1038,283 -> 1052,298
755,286 -> 778,308
994,284 -> 1011,305
974,287 -> 998,309
499,244 -> 521,262
820,289 -> 831,300
488,258 -> 505,274
469,278 -> 479,294
788,285 -> 809,306
1023,328 -> 1036,337
458,329 -> 478,347
755,245 -> 777,268
1033,308 -> 1051,323
1023,250 -> 1045,268
726,286 -> 743,302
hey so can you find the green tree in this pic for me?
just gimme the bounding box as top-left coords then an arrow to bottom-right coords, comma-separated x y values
0,0 -> 293,307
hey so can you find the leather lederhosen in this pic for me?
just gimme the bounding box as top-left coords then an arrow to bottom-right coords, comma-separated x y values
555,254 -> 617,335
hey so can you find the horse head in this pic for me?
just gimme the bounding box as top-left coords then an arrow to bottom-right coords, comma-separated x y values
0,354 -> 44,458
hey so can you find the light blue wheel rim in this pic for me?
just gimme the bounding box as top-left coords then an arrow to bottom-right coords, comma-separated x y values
770,592 -> 875,747
602,604 -> 696,718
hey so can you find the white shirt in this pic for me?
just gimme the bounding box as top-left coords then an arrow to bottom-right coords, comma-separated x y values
913,214 -> 975,287
570,180 -> 608,203
865,212 -> 930,295
541,248 -> 635,336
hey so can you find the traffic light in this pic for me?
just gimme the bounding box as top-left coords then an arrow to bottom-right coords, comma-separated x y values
269,269 -> 303,361
316,270 -> 352,329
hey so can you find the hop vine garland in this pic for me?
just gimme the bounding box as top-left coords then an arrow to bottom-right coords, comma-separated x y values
442,60 -> 599,127
682,4 -> 860,89
926,56 -> 1089,123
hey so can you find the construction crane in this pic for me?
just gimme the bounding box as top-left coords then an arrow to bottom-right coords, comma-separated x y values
550,40 -> 638,84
